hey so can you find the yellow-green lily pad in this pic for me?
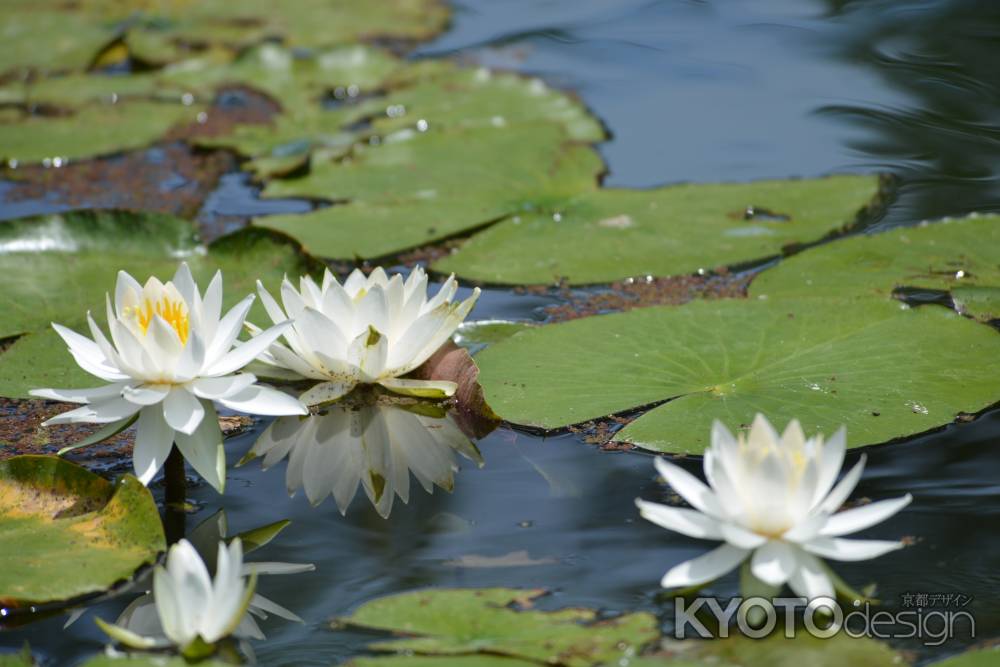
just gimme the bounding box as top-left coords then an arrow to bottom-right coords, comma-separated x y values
0,455 -> 165,609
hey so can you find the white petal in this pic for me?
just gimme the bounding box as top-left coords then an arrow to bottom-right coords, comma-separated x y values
635,499 -> 724,540
115,271 -> 142,316
201,271 -> 224,340
134,406 -> 175,485
786,549 -> 835,601
348,327 -> 387,381
654,457 -> 723,517
162,388 -> 205,435
256,280 -> 288,326
174,400 -> 226,492
300,381 -> 354,406
153,567 -> 190,647
52,323 -> 111,369
44,397 -> 140,425
811,426 -> 846,509
819,494 -> 912,537
171,262 -> 198,308
717,522 -> 768,549
30,382 -> 126,404
190,374 -> 258,400
750,540 -> 798,586
660,543 -> 748,589
819,455 -> 867,513
206,321 -> 293,377
175,331 -> 206,381
205,294 -> 255,365
122,383 -> 171,406
803,536 -> 904,562
218,385 -> 308,416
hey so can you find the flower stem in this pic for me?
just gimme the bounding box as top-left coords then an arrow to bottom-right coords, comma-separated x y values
164,445 -> 186,544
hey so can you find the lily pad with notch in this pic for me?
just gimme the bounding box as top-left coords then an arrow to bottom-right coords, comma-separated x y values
0,455 -> 164,611
475,297 -> 1000,453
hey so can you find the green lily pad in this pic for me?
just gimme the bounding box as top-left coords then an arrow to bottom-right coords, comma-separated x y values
119,0 -> 449,66
646,633 -> 903,667
0,210 -> 321,398
0,5 -> 117,75
454,321 -> 537,355
0,455 -> 165,608
164,44 -> 401,113
337,588 -> 658,667
953,286 -> 1000,321
256,124 -> 603,258
435,175 -> 884,285
367,62 -> 605,142
345,658 -> 538,667
475,298 -> 1000,453
749,215 -> 1000,300
0,101 -> 205,164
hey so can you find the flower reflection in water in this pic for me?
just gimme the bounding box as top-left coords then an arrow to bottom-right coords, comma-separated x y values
245,397 -> 484,518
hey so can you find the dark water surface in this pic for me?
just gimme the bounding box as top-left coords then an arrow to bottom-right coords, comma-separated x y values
3,1 -> 1000,665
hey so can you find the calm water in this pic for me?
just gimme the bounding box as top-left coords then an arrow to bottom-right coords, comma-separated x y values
3,1 -> 1000,665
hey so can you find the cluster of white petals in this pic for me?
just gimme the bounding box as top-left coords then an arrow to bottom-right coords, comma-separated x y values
637,414 -> 912,599
97,539 -> 254,655
248,401 -> 482,517
31,264 -> 307,491
250,266 -> 480,405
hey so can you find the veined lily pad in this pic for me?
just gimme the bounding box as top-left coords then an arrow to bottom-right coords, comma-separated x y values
336,588 -> 658,667
256,124 -> 603,258
0,210 -> 321,398
435,174 -> 884,285
0,455 -> 165,608
750,214 -> 1000,300
0,101 -> 205,164
475,298 -> 1000,453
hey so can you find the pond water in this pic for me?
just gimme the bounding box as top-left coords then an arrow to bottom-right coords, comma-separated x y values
3,0 -> 1000,665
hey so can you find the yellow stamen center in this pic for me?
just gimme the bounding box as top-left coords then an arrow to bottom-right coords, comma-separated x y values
126,296 -> 190,345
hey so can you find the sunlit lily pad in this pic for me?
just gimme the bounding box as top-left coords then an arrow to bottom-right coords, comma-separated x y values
435,175 -> 884,285
750,214 -> 1000,300
0,455 -> 165,608
256,124 -> 603,258
475,298 -> 1000,453
953,286 -> 1000,322
0,210 -> 320,398
0,101 -> 205,165
336,588 -> 658,667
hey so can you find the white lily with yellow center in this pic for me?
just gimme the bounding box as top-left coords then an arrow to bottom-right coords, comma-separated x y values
249,266 -> 480,405
31,264 -> 307,492
636,415 -> 912,599
97,539 -> 255,657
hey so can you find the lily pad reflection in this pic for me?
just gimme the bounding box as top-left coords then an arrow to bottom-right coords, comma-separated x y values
246,400 -> 483,518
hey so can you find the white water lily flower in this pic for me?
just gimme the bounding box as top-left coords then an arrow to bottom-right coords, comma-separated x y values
30,264 -> 308,492
247,401 -> 483,518
636,415 -> 912,600
249,266 -> 480,405
97,539 -> 255,656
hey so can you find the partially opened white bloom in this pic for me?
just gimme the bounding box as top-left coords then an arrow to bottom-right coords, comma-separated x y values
97,539 -> 255,656
249,266 -> 480,405
247,401 -> 482,518
636,415 -> 912,600
31,264 -> 308,492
